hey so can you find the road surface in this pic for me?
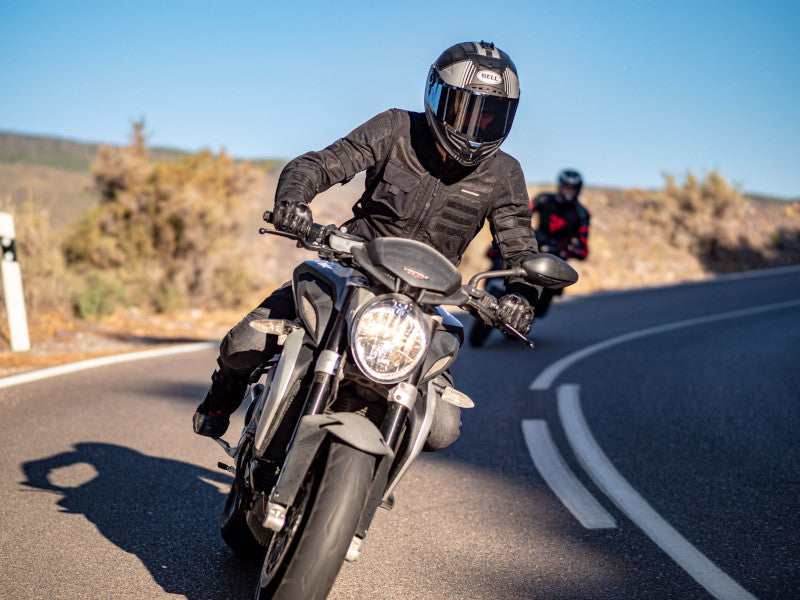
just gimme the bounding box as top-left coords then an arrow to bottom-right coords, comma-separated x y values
1,266 -> 798,599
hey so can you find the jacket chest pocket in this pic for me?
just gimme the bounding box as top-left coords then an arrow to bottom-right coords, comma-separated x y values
365,161 -> 420,219
434,193 -> 486,261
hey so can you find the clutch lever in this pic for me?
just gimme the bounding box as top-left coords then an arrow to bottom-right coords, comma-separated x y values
259,210 -> 327,248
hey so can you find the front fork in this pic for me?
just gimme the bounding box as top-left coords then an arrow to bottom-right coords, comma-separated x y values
298,286 -> 418,453
301,302 -> 350,417
300,298 -> 419,454
263,293 -> 422,546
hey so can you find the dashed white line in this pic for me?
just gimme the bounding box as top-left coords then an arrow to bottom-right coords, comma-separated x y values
557,384 -> 756,600
524,297 -> 800,596
521,419 -> 616,529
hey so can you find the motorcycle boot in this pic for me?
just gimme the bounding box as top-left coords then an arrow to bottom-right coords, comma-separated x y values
192,369 -> 248,438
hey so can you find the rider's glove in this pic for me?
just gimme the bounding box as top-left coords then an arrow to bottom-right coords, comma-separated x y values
498,293 -> 534,334
271,197 -> 313,237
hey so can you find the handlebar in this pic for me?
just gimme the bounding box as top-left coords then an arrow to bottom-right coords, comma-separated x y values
463,290 -> 535,349
261,211 -> 535,349
260,210 -> 328,247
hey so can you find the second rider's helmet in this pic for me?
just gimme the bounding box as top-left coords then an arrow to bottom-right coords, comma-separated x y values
557,169 -> 583,201
424,41 -> 520,166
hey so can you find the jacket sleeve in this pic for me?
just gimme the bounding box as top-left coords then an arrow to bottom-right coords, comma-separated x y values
274,109 -> 398,205
569,204 -> 591,260
488,160 -> 540,304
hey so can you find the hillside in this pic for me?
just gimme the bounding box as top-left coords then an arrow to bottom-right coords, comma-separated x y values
0,131 -> 283,226
0,130 -> 798,360
0,130 -> 195,171
261,176 -> 800,298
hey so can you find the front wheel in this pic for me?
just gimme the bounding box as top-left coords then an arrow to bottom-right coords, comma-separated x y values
256,441 -> 376,600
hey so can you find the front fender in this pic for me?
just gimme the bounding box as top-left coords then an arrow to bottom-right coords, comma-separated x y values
270,413 -> 392,507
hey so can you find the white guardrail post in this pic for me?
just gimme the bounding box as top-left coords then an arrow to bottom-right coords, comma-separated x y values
0,212 -> 31,351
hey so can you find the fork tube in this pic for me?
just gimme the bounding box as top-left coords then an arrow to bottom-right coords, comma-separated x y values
380,372 -> 421,450
302,291 -> 352,416
380,404 -> 408,449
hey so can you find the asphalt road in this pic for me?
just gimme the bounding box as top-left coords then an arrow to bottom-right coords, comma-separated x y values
1,266 -> 798,600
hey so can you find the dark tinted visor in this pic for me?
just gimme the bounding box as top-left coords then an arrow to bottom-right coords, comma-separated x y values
426,74 -> 518,143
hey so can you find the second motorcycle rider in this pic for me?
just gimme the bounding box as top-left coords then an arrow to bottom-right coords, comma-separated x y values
193,40 -> 540,451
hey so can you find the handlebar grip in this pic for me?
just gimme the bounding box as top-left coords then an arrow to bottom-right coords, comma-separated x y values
263,210 -> 273,223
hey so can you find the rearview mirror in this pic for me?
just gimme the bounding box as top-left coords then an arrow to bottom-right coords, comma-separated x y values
522,254 -> 579,289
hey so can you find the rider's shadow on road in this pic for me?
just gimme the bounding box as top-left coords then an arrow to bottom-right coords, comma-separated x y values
21,442 -> 259,599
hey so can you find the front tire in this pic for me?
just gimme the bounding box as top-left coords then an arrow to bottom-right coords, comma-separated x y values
256,441 -> 375,600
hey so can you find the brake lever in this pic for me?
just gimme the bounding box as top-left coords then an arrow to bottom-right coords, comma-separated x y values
465,289 -> 535,350
497,322 -> 535,349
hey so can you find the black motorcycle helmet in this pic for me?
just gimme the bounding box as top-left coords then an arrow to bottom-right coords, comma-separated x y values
424,41 -> 520,166
557,169 -> 583,201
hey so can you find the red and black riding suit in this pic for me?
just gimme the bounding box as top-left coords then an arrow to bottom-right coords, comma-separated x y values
528,192 -> 590,316
530,192 -> 590,260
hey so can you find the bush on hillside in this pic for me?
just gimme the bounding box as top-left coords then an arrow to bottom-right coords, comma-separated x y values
0,196 -> 70,315
63,122 -> 263,316
631,170 -> 800,273
639,171 -> 757,267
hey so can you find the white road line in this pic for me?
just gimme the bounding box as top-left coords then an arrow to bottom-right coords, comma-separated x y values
530,298 -> 800,391
0,342 -> 216,390
570,264 -> 800,300
558,384 -> 756,600
521,419 -> 616,529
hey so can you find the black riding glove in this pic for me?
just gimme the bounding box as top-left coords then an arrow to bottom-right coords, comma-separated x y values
498,293 -> 534,334
271,198 -> 313,237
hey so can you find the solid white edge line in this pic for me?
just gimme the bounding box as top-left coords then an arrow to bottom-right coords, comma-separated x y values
574,264 -> 800,300
0,342 -> 216,390
521,419 -> 616,529
557,384 -> 756,600
530,298 -> 800,391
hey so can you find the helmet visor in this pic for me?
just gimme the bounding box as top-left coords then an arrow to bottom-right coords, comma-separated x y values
426,74 -> 518,143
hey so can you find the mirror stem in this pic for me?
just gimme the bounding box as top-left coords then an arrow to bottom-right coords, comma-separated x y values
468,267 -> 525,287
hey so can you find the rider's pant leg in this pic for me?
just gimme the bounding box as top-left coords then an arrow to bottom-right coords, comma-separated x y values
218,283 -> 296,379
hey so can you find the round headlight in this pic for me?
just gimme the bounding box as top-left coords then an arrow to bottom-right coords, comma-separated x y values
350,296 -> 429,383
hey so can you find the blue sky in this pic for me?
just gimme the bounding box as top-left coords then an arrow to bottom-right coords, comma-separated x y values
1,0 -> 798,198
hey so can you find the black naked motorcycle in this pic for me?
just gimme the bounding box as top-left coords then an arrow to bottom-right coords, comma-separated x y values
209,212 -> 578,600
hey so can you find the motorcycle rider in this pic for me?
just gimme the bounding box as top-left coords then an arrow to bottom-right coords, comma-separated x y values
530,168 -> 590,316
193,41 -> 540,450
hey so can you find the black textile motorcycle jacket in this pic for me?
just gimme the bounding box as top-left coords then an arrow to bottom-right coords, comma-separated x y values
274,109 -> 540,303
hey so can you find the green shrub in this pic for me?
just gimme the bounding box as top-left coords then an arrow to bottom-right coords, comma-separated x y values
62,122 -> 262,313
74,274 -> 127,320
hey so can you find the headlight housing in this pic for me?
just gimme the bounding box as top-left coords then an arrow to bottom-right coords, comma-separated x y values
350,296 -> 429,383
